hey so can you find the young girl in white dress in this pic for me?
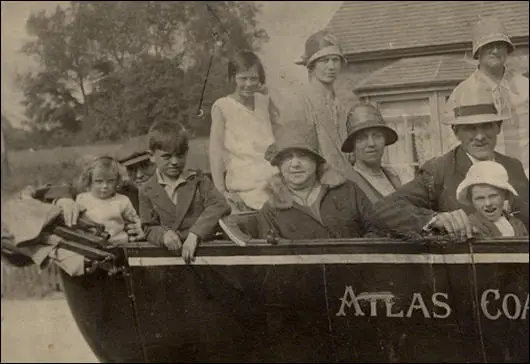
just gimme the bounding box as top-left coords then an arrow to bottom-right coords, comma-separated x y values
209,50 -> 279,212
75,155 -> 142,244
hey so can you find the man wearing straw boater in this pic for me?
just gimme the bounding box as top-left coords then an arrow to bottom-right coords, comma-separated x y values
444,16 -> 529,172
280,29 -> 359,181
370,86 -> 529,241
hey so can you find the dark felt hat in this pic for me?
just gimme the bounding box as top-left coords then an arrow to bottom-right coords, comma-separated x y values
295,30 -> 347,67
341,103 -> 398,153
265,122 -> 325,166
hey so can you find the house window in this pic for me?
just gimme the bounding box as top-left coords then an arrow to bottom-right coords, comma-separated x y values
376,99 -> 437,184
437,91 -> 461,153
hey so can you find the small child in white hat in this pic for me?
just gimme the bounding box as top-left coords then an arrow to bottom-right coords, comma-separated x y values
456,161 -> 528,237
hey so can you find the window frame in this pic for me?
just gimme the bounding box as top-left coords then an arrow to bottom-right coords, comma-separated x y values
360,91 -> 446,181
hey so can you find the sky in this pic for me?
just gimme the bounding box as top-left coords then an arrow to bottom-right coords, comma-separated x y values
0,1 -> 343,127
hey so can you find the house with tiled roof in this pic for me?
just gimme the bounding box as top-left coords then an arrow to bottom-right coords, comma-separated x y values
327,1 -> 529,182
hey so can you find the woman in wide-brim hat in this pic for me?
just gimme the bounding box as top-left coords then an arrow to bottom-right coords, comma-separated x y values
257,122 -> 378,240
280,29 -> 359,183
340,103 -> 402,203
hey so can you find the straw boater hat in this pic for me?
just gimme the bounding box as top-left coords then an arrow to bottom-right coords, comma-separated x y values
456,161 -> 518,206
114,135 -> 150,167
341,103 -> 398,153
265,122 -> 325,166
444,85 -> 510,125
472,16 -> 514,59
295,30 -> 347,67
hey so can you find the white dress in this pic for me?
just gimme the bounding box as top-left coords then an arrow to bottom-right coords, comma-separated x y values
75,192 -> 141,244
210,93 -> 278,210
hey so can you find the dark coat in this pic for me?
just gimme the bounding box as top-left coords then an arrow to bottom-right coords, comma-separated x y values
257,165 -> 378,240
139,170 -> 231,246
469,212 -> 528,238
349,166 -> 402,204
370,146 -> 530,239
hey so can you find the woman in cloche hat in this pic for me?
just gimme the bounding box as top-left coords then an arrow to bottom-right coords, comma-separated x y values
341,102 -> 401,203
280,29 -> 359,182
256,122 -> 377,240
456,160 -> 527,237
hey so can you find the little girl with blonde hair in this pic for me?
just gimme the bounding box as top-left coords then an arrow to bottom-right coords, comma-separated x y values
75,155 -> 141,244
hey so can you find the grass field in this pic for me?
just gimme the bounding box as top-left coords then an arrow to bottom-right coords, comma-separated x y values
2,137 -> 210,196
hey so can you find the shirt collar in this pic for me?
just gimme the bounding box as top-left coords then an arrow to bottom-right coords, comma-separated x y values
494,215 -> 515,237
466,152 -> 495,165
155,169 -> 195,186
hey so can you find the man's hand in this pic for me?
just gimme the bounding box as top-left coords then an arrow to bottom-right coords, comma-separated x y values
430,209 -> 473,241
182,232 -> 199,264
125,222 -> 145,242
163,230 -> 182,252
468,214 -> 489,238
55,198 -> 79,226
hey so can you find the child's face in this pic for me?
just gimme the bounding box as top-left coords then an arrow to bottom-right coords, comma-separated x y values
150,149 -> 187,179
470,184 -> 506,222
91,166 -> 118,200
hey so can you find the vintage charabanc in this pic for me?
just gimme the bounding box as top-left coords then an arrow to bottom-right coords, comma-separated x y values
1,208 -> 528,363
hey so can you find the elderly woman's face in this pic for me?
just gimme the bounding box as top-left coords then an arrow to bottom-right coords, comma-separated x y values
279,149 -> 318,189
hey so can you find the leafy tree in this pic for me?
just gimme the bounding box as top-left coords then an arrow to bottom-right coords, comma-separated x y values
18,5 -> 107,133
18,1 -> 268,145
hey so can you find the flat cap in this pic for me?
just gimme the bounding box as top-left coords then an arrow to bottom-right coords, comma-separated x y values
115,135 -> 150,167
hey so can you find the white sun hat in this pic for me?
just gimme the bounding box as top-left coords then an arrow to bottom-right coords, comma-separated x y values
456,161 -> 518,206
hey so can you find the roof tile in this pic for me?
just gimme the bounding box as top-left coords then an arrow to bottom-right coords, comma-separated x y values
328,1 -> 529,56
354,55 -> 478,91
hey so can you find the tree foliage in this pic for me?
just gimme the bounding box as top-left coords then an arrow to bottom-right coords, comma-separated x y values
18,1 -> 268,146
